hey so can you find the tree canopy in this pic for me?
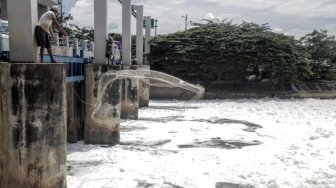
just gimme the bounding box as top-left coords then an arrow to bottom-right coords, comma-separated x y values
300,29 -> 336,80
57,9 -> 335,81
149,21 -> 336,82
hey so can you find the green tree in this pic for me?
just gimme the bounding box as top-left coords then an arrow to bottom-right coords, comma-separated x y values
300,30 -> 336,80
60,13 -> 94,41
149,21 -> 311,83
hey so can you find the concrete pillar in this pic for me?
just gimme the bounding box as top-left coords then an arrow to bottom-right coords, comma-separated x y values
73,38 -> 79,57
82,40 -> 88,51
64,36 -> 69,48
121,65 -> 139,119
84,64 -> 121,145
144,16 -> 151,65
134,5 -> 144,65
0,63 -> 67,188
94,0 -> 108,64
7,0 -> 38,63
144,16 -> 151,55
122,0 -> 131,65
0,0 -> 8,20
90,41 -> 94,52
139,65 -> 150,107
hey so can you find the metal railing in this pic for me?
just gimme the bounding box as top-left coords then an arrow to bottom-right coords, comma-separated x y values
43,55 -> 85,82
42,34 -> 96,83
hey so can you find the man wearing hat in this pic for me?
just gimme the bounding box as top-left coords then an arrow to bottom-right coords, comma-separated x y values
35,5 -> 68,63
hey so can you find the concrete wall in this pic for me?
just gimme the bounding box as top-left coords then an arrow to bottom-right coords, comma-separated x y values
84,64 -> 121,145
66,82 -> 85,143
150,80 -> 336,99
0,63 -> 67,188
51,46 -> 74,57
280,81 -> 336,99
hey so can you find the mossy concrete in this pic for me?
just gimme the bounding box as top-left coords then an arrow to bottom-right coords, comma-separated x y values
0,63 -> 67,188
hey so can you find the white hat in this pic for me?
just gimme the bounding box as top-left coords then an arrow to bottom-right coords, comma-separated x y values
51,5 -> 59,13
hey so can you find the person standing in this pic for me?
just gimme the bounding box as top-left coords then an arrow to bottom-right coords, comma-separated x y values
106,33 -> 115,65
35,5 -> 67,63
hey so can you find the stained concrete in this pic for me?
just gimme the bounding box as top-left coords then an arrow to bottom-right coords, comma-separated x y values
139,65 -> 150,107
121,65 -> 139,119
84,64 -> 121,145
0,63 -> 67,188
66,82 -> 85,143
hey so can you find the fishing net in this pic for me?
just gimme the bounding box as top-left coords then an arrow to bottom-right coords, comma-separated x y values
91,69 -> 205,125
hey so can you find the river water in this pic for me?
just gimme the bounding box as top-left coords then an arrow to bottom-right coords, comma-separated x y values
68,98 -> 336,188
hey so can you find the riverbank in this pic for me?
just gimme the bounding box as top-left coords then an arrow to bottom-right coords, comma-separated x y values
150,80 -> 336,99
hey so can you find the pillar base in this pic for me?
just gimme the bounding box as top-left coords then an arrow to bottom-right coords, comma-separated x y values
0,63 -> 67,188
84,64 -> 121,145
139,65 -> 150,107
121,65 -> 140,119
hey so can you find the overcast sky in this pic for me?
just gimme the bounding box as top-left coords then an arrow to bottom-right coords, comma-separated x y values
63,0 -> 336,38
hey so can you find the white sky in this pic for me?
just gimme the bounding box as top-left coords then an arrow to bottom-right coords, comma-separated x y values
63,0 -> 336,38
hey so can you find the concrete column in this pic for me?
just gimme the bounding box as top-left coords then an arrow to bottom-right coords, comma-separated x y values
84,64 -> 122,145
94,0 -> 108,64
135,5 -> 144,65
7,0 -> 38,63
82,40 -> 88,51
144,16 -> 151,55
0,63 -> 67,188
121,65 -> 139,119
139,65 -> 150,107
64,36 -> 69,48
90,41 -> 94,52
73,38 -> 79,57
144,16 -> 151,65
0,0 -> 8,20
122,0 -> 132,65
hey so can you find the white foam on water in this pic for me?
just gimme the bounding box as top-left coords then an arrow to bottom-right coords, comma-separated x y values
68,98 -> 336,188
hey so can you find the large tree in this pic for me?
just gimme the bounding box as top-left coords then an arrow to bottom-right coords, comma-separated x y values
149,21 -> 310,82
60,14 -> 94,41
300,30 -> 336,80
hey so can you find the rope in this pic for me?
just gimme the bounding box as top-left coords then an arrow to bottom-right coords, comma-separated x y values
66,82 -> 95,106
